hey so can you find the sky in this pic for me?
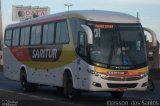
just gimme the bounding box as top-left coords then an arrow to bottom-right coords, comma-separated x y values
1,0 -> 160,41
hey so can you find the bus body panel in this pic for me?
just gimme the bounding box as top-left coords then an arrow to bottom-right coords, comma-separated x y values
3,47 -> 21,81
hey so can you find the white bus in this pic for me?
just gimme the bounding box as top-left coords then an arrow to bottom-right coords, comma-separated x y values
4,10 -> 151,99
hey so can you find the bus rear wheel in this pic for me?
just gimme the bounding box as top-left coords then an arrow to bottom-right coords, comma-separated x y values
111,91 -> 124,99
20,71 -> 38,92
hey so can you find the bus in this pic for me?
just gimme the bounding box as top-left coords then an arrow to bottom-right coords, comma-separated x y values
3,10 -> 153,99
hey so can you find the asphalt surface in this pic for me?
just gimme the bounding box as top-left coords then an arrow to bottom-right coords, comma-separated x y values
0,70 -> 160,106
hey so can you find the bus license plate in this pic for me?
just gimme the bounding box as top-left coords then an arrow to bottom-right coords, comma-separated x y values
116,87 -> 128,91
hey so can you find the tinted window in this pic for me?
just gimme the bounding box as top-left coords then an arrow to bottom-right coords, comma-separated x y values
91,28 -> 113,64
55,21 -> 69,44
12,28 -> 20,46
31,25 -> 42,45
20,27 -> 30,46
42,23 -> 55,44
89,22 -> 147,69
5,30 -> 12,46
78,32 -> 87,56
69,18 -> 85,47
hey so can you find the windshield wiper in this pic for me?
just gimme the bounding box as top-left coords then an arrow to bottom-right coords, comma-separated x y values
108,44 -> 114,67
107,31 -> 116,67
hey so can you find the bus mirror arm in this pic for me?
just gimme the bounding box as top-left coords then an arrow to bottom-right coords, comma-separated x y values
81,24 -> 93,44
143,27 -> 157,47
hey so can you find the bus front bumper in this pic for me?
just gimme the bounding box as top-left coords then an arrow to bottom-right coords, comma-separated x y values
88,75 -> 148,92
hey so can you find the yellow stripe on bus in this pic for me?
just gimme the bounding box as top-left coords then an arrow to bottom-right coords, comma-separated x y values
23,42 -> 76,69
95,66 -> 148,73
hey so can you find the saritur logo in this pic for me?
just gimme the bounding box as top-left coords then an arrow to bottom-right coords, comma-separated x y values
29,46 -> 62,62
107,71 -> 126,75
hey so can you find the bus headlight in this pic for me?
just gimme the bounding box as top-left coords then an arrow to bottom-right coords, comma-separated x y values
140,73 -> 147,78
87,69 -> 99,76
87,69 -> 95,74
100,74 -> 108,79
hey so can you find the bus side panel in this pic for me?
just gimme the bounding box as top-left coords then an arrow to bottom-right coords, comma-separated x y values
25,60 -> 78,87
3,45 -> 78,87
26,67 -> 65,86
3,47 -> 21,81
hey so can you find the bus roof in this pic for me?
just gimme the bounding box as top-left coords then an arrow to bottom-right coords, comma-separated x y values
69,10 -> 140,23
6,10 -> 140,29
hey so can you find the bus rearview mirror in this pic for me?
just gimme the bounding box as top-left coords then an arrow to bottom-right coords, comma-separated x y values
143,27 -> 157,47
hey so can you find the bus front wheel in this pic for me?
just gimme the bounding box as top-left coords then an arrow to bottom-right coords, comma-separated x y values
63,71 -> 76,99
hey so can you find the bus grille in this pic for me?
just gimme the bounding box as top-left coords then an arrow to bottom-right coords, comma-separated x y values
105,76 -> 141,81
107,83 -> 138,88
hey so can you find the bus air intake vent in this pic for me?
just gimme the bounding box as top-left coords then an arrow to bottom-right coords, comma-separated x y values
107,83 -> 138,88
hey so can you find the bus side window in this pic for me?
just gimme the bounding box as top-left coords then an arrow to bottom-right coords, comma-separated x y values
55,21 -> 69,44
31,25 -> 42,45
5,30 -> 12,46
42,23 -> 55,44
20,27 -> 30,46
78,31 -> 87,57
12,28 -> 20,46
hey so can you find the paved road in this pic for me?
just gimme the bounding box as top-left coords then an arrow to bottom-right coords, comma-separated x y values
0,71 -> 160,106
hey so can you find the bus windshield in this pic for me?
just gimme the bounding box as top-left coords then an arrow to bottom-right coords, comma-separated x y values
89,23 -> 147,69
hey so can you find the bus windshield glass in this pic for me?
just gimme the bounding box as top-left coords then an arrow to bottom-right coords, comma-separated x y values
89,23 -> 147,69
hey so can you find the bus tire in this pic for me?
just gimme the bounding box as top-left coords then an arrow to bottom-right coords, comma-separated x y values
147,79 -> 155,91
56,87 -> 63,94
63,71 -> 76,99
20,70 -> 38,92
111,91 -> 124,99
